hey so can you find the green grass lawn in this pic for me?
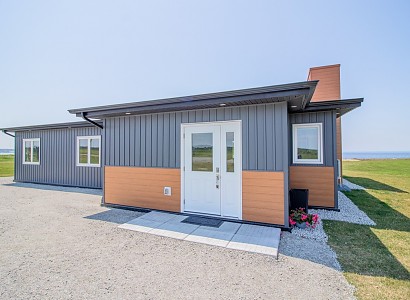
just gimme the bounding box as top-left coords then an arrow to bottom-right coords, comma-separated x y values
324,159 -> 410,300
0,155 -> 14,177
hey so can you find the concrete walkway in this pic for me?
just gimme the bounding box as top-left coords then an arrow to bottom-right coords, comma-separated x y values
119,211 -> 281,258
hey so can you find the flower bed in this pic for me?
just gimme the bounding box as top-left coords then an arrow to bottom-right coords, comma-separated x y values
289,208 -> 319,229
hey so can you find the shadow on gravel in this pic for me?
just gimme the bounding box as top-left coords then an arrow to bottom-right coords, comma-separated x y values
344,176 -> 407,193
84,209 -> 145,224
2,182 -> 103,196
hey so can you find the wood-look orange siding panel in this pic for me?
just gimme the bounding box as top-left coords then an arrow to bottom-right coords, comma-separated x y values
242,171 -> 285,225
289,166 -> 335,208
104,166 -> 181,212
308,64 -> 341,101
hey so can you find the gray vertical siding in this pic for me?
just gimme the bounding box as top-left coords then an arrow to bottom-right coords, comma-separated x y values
289,111 -> 337,167
104,102 -> 289,172
15,126 -> 102,188
289,111 -> 338,209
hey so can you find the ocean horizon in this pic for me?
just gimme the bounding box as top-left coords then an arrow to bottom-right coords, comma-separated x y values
343,151 -> 410,159
0,149 -> 14,155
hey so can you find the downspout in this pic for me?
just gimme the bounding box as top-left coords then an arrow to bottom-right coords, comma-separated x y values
2,130 -> 15,138
81,112 -> 105,204
81,112 -> 103,129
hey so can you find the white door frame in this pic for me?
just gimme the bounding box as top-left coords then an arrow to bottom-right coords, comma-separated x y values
180,120 -> 242,219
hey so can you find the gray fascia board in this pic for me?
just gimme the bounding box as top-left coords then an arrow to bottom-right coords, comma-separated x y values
80,88 -> 312,118
293,98 -> 364,115
68,81 -> 318,117
0,121 -> 102,132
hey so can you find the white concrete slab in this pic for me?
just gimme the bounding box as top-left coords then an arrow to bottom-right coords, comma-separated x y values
229,233 -> 280,248
185,234 -> 231,247
186,226 -> 235,245
126,217 -> 165,228
193,221 -> 241,233
166,214 -> 189,224
227,240 -> 279,256
149,228 -> 190,240
118,223 -> 156,233
150,221 -> 200,239
139,211 -> 179,223
118,212 -> 281,258
236,223 -> 280,238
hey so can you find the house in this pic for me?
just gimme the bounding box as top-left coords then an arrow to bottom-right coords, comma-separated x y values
1,64 -> 363,229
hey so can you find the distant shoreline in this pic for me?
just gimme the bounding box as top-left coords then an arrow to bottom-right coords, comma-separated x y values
0,149 -> 14,156
343,152 -> 410,160
343,158 -> 410,161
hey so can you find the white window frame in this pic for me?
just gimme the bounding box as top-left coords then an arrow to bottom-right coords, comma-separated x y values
22,138 -> 40,165
292,123 -> 323,164
76,135 -> 101,167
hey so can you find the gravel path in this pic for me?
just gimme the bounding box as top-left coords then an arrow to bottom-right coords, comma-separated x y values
280,189 -> 375,274
310,192 -> 376,226
0,177 -> 355,300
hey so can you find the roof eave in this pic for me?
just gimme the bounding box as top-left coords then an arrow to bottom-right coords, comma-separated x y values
0,121 -> 103,132
292,98 -> 364,116
68,81 -> 318,118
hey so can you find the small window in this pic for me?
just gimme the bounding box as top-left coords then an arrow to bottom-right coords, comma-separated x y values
292,123 -> 323,164
192,133 -> 213,172
23,138 -> 40,165
77,136 -> 101,167
226,132 -> 235,172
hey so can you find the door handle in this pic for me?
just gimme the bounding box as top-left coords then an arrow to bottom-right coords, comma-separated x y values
216,174 -> 220,189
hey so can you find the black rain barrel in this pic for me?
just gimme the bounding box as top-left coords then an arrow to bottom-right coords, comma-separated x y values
289,189 -> 309,212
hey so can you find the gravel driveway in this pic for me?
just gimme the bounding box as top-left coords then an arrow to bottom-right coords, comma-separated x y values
0,177 -> 354,299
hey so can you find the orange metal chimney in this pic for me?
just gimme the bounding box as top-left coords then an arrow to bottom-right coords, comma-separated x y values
307,64 -> 343,181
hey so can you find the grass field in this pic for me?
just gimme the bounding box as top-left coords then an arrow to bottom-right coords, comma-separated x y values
0,155 -> 14,177
324,159 -> 410,299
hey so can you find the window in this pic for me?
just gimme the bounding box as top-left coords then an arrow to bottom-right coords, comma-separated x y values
226,132 -> 235,172
23,138 -> 40,165
292,123 -> 323,164
192,133 -> 213,172
76,136 -> 101,167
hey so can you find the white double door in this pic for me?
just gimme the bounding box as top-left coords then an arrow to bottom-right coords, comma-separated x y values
183,121 -> 241,219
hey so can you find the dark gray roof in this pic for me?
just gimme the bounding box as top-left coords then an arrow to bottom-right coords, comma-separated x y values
1,121 -> 102,132
68,81 -> 318,118
297,98 -> 364,116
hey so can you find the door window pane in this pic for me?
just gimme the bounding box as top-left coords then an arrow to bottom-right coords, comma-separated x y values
192,133 -> 213,172
24,141 -> 31,162
296,127 -> 319,159
90,139 -> 100,164
226,132 -> 234,172
79,139 -> 89,164
32,140 -> 40,163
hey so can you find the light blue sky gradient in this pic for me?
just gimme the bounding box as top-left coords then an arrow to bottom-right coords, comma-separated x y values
1,0 -> 409,151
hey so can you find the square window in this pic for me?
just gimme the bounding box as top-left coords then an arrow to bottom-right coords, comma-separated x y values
23,138 -> 40,165
77,136 -> 101,167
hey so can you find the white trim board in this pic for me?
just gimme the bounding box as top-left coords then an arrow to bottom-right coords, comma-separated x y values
292,123 -> 323,164
76,135 -> 102,167
22,138 -> 40,165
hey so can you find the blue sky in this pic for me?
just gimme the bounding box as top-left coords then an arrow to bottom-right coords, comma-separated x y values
1,0 -> 409,151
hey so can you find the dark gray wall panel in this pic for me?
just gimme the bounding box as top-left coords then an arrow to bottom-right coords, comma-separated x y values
15,126 -> 102,188
289,111 -> 337,167
104,102 -> 289,171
